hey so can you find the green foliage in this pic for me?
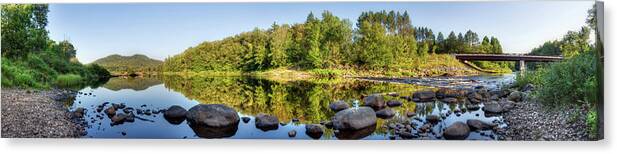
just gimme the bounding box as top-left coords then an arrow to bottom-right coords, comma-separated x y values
1,4 -> 49,58
54,74 -> 83,88
1,4 -> 110,89
587,110 -> 598,139
163,10 -> 502,74
92,54 -> 162,75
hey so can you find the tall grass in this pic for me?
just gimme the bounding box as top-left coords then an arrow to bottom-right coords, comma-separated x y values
54,74 -> 84,88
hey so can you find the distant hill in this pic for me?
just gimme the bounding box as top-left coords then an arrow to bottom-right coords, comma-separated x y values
92,54 -> 163,76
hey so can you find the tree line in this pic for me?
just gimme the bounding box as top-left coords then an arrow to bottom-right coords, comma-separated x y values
163,10 -> 504,72
1,4 -> 110,88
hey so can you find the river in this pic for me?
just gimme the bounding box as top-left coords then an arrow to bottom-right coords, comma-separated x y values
68,74 -> 515,140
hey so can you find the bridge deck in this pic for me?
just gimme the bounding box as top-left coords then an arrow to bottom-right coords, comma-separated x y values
453,54 -> 563,62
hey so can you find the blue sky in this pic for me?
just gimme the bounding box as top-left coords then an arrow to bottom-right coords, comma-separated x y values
47,1 -> 595,63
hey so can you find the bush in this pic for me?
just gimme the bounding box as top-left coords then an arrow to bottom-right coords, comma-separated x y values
54,74 -> 84,88
310,69 -> 342,78
535,52 -> 598,107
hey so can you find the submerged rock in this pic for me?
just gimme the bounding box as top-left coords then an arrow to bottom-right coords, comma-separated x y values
332,107 -> 377,131
186,104 -> 240,128
329,100 -> 350,112
375,108 -> 395,119
363,94 -> 386,109
412,90 -> 436,102
255,113 -> 279,131
305,124 -> 324,139
443,122 -> 470,140
73,107 -> 85,118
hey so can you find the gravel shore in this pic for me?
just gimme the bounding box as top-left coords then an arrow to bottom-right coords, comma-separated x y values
497,92 -> 591,141
1,88 -> 85,138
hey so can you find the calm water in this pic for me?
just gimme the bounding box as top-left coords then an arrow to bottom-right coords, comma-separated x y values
68,74 -> 513,140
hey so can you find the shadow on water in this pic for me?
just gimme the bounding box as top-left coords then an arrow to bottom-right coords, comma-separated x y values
68,75 -> 509,140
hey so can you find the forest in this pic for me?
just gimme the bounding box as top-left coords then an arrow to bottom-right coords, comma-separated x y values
162,10 -> 510,75
1,4 -> 110,88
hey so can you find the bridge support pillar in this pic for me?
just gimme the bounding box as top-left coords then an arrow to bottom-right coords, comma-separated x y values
519,60 -> 526,73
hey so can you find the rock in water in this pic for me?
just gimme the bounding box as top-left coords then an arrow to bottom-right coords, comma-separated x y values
466,119 -> 491,130
483,102 -> 504,114
441,97 -> 458,104
436,88 -> 468,98
443,122 -> 470,140
186,104 -> 240,128
255,113 -> 279,131
288,130 -> 297,137
241,117 -> 251,123
363,94 -> 386,109
375,108 -> 395,119
386,100 -> 402,107
406,111 -> 416,117
412,90 -> 436,102
466,103 -> 481,111
111,113 -> 127,125
164,105 -> 188,125
332,107 -> 377,130
305,124 -> 323,139
425,115 -> 441,123
467,92 -> 485,104
164,105 -> 187,118
329,100 -> 350,112
104,107 -> 116,117
73,107 -> 85,118
507,91 -> 523,102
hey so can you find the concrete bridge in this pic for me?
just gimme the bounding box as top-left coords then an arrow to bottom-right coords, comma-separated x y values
453,54 -> 564,72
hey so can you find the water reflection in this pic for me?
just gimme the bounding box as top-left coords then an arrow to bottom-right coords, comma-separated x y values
69,75 -> 506,140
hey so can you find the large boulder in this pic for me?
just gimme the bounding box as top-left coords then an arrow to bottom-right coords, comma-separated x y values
305,124 -> 324,139
483,102 -> 504,114
386,100 -> 402,107
507,91 -> 524,102
363,94 -> 386,109
186,104 -> 240,128
443,122 -> 470,140
104,106 -> 116,117
466,119 -> 491,131
329,100 -> 350,112
412,90 -> 436,102
499,99 -> 516,112
255,113 -> 279,131
164,105 -> 188,125
436,88 -> 468,98
332,107 -> 377,131
375,108 -> 395,119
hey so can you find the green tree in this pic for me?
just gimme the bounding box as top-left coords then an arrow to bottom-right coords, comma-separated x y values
1,4 -> 49,58
268,23 -> 291,67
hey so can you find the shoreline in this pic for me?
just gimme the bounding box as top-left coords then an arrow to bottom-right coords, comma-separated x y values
1,88 -> 86,138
